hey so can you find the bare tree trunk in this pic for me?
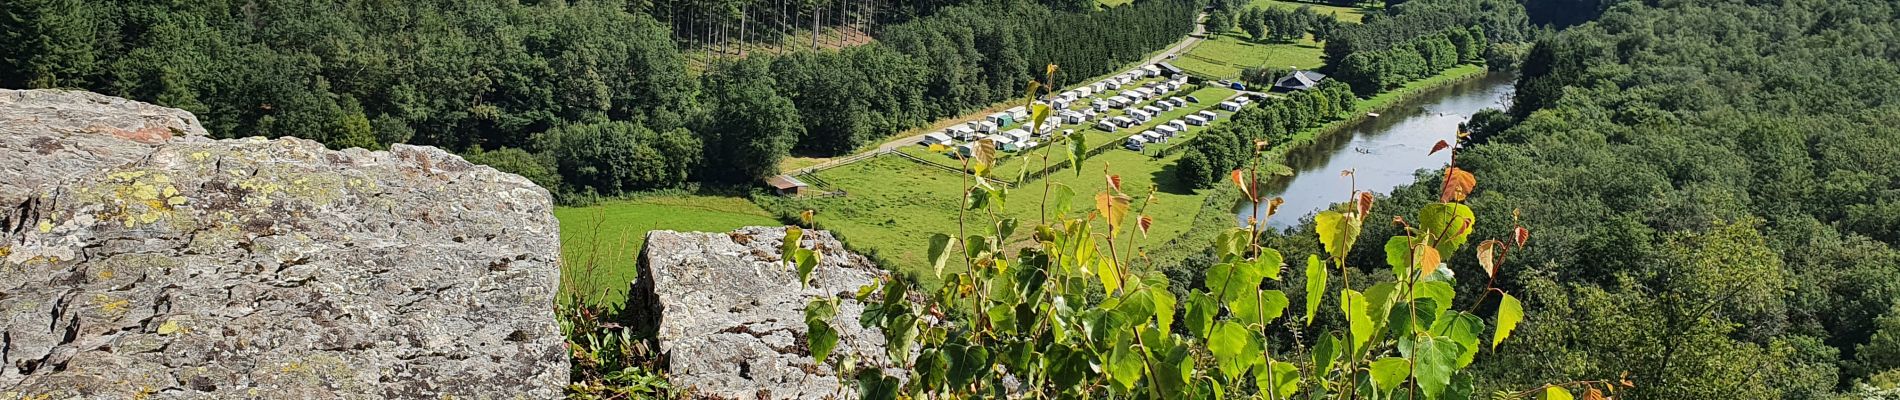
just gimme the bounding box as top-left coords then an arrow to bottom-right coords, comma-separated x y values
811,4 -> 820,50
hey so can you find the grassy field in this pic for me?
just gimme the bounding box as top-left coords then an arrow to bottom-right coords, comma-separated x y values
896,86 -> 1239,175
556,194 -> 780,307
1173,0 -> 1369,79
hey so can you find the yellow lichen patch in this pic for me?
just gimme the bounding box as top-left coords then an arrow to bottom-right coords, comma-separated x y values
85,170 -> 190,228
189,151 -> 211,162
98,269 -> 114,280
0,247 -> 10,258
93,294 -> 130,318
157,320 -> 182,335
37,219 -> 52,233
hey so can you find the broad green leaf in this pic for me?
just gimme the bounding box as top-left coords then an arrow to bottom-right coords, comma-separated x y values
1215,229 -> 1248,262
1228,290 -> 1289,330
1368,357 -> 1411,396
1539,386 -> 1574,400
1315,210 -> 1362,258
1205,263 -> 1264,304
1108,334 -> 1145,390
1304,255 -> 1327,325
1151,288 -> 1178,333
781,226 -> 804,262
857,370 -> 901,400
1493,292 -> 1523,349
1049,183 -> 1077,218
1208,321 -> 1260,381
1251,248 -> 1285,281
1389,297 -> 1440,337
794,249 -> 820,288
807,320 -> 839,364
1313,332 -> 1342,378
1032,103 -> 1052,129
947,342 -> 992,389
914,349 -> 947,391
987,304 -> 1018,335
1385,235 -> 1416,282
885,313 -> 919,362
1342,289 -> 1374,354
1115,288 -> 1157,328
1417,203 -> 1476,255
1448,373 -> 1476,400
927,233 -> 957,278
1364,282 -> 1400,327
1414,335 -> 1464,400
1412,280 -> 1455,316
1185,290 -> 1218,339
1431,312 -> 1485,368
1047,344 -> 1091,388
1096,256 -> 1123,294
1255,360 -> 1300,400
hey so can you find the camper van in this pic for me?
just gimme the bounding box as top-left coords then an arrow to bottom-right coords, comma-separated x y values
1185,115 -> 1210,126
1096,120 -> 1120,132
1218,101 -> 1241,112
1167,120 -> 1188,131
919,132 -> 953,146
1141,106 -> 1163,116
947,126 -> 977,140
1155,125 -> 1180,136
1197,110 -> 1218,120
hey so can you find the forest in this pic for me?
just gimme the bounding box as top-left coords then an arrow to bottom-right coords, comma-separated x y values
1244,0 -> 1900,396
0,0 -> 1193,201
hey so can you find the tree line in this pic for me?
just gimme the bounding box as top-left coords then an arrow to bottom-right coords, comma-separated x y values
1268,0 -> 1900,396
0,0 -> 1197,202
1321,0 -> 1526,95
1175,81 -> 1357,188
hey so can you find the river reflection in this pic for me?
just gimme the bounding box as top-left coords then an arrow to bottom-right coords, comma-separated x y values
1239,73 -> 1515,231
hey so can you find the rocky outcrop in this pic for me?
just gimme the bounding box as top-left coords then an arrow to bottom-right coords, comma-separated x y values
638,227 -> 899,399
0,89 -> 567,398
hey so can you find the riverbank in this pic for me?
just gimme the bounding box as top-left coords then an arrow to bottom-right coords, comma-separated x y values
1147,64 -> 1491,265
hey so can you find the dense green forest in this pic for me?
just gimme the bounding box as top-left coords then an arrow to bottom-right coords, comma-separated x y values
1323,0 -> 1527,95
0,0 -> 1196,201
1177,81 -> 1358,187
1249,0 -> 1900,397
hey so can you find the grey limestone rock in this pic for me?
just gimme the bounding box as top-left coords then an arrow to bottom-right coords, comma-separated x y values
0,89 -> 567,399
638,227 -> 903,400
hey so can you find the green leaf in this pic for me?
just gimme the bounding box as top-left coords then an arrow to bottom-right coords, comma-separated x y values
1315,211 -> 1362,259
1252,248 -> 1285,280
1050,183 -> 1077,217
1414,335 -> 1464,400
1032,103 -> 1052,130
1151,288 -> 1178,333
1215,229 -> 1248,262
1096,256 -> 1123,295
1342,289 -> 1374,354
1493,292 -> 1523,350
1208,321 -> 1260,381
1067,129 -> 1088,176
794,249 -> 820,288
1228,289 -> 1289,330
1538,386 -> 1574,400
781,226 -> 804,262
987,303 -> 1018,336
1388,297 -> 1440,337
946,342 -> 992,389
1204,263 -> 1264,304
857,370 -> 901,400
1313,332 -> 1342,378
1255,360 -> 1300,399
1185,290 -> 1218,339
1108,334 -> 1145,390
1385,235 -> 1416,281
1304,255 -> 1327,325
927,233 -> 957,278
1412,280 -> 1455,317
1367,357 -> 1411,396
807,320 -> 839,364
1430,312 -> 1485,367
1115,288 -> 1157,328
1417,203 -> 1476,255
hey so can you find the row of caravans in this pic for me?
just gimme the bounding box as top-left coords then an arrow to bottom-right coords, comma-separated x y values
1124,110 -> 1223,150
921,64 -> 1187,154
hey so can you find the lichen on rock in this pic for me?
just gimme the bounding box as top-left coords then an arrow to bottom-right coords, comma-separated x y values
0,89 -> 568,398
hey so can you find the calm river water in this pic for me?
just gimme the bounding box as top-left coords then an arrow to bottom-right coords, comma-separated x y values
1238,73 -> 1515,230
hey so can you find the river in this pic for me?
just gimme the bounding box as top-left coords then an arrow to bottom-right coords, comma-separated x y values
1238,72 -> 1515,231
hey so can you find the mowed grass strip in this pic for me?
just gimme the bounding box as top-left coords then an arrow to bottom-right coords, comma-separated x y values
1174,1 -> 1367,79
555,194 -> 780,306
1250,0 -> 1367,23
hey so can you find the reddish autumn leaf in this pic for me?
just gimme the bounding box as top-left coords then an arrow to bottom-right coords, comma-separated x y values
1138,215 -> 1154,237
1440,167 -> 1476,203
1231,170 -> 1253,200
1355,191 -> 1375,218
1266,197 -> 1286,218
1107,174 -> 1124,193
1584,387 -> 1608,400
1513,226 -> 1531,249
1477,239 -> 1503,278
1429,139 -> 1453,156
